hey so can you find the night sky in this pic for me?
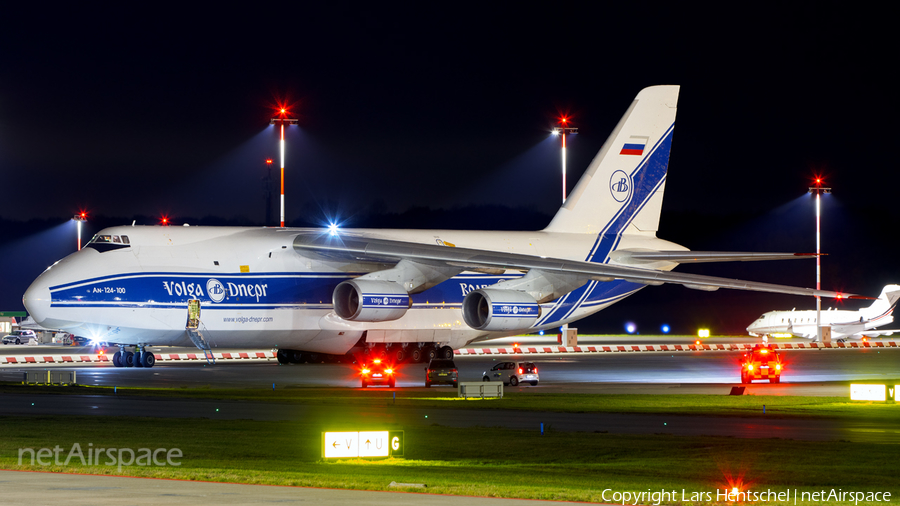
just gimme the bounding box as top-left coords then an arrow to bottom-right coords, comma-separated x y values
1,4 -> 896,334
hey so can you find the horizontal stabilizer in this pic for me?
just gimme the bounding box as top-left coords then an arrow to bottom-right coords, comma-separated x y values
613,251 -> 820,264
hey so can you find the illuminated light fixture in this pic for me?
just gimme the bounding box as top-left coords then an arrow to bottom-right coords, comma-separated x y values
328,223 -> 339,236
73,212 -> 87,251
270,109 -> 299,228
698,329 -> 710,338
776,363 -> 781,370
748,364 -> 753,370
850,384 -> 886,401
808,176 -> 832,341
760,349 -> 769,354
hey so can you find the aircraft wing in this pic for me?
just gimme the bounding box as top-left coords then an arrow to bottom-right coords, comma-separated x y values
614,251 -> 819,264
293,232 -> 855,299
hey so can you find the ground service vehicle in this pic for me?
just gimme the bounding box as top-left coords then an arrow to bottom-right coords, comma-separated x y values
741,345 -> 782,383
2,330 -> 35,345
483,361 -> 539,386
360,358 -> 395,388
425,359 -> 458,387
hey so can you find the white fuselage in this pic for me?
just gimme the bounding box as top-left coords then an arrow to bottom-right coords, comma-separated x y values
23,225 -> 682,354
747,308 -> 893,340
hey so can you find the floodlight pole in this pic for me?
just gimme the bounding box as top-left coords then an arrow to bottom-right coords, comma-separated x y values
553,123 -> 579,203
73,213 -> 87,251
269,116 -> 299,227
808,181 -> 831,341
552,121 -> 578,340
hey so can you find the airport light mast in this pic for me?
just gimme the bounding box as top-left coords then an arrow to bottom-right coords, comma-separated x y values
551,117 -> 578,203
270,110 -> 298,228
552,117 -> 578,341
808,177 -> 831,342
73,212 -> 87,251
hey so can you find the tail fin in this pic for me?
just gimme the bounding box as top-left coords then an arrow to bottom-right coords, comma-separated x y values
544,85 -> 679,236
860,284 -> 900,319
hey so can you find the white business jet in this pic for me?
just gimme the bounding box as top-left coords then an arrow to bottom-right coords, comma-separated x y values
747,284 -> 899,341
23,85 -> 854,368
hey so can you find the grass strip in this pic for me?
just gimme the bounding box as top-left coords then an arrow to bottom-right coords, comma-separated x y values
0,414 -> 897,504
3,382 -> 898,421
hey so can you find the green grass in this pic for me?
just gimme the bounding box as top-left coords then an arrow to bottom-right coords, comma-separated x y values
1,415 -> 897,504
4,382 -> 898,421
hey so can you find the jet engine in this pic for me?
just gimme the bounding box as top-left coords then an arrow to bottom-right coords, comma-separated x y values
333,279 -> 411,322
462,288 -> 541,331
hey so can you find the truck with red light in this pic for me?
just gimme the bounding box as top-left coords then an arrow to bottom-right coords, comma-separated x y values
360,358 -> 395,388
740,344 -> 783,384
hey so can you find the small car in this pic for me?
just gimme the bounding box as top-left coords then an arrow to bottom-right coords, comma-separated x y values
740,344 -> 783,384
360,358 -> 396,388
425,359 -> 458,387
2,330 -> 35,345
483,361 -> 539,386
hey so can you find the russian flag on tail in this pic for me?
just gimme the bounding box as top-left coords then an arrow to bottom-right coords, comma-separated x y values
619,136 -> 648,155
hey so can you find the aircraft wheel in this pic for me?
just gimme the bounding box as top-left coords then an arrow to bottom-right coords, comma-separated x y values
426,346 -> 437,361
307,353 -> 320,363
276,349 -> 289,365
289,350 -> 304,364
394,348 -> 406,363
133,351 -> 144,368
112,351 -> 123,368
440,346 -> 453,359
123,351 -> 134,367
510,376 -> 519,386
142,352 -> 156,368
411,348 -> 424,363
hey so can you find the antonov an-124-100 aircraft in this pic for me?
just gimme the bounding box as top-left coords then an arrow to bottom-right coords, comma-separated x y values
23,85 -> 857,368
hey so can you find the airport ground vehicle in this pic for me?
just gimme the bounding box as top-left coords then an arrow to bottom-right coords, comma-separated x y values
2,330 -> 35,345
483,361 -> 539,386
425,359 -> 458,387
360,358 -> 395,388
740,345 -> 782,383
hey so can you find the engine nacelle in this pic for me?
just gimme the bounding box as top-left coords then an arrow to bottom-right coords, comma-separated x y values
462,288 -> 541,331
333,279 -> 411,322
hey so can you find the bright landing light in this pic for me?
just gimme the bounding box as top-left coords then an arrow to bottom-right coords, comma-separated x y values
328,223 -> 340,236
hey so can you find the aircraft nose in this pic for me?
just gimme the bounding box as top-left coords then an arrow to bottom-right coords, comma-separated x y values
23,275 -> 52,326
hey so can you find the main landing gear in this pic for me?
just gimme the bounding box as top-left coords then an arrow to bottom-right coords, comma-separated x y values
112,345 -> 156,368
275,343 -> 455,366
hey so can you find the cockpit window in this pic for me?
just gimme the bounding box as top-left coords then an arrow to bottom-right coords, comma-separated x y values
86,234 -> 131,252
